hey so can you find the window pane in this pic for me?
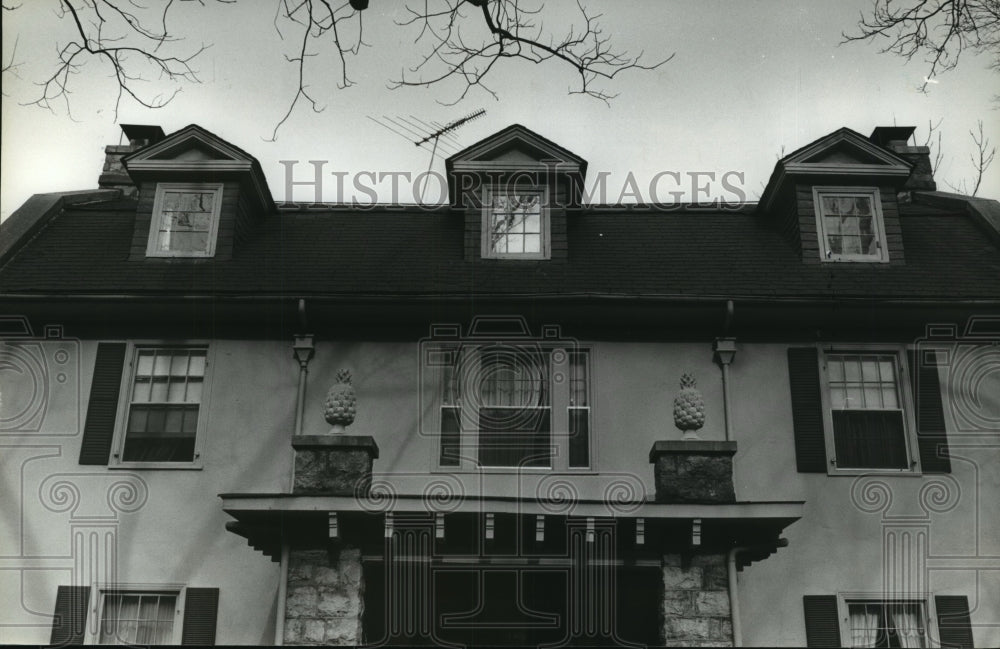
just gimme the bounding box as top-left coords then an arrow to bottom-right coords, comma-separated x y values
188,354 -> 206,377
844,358 -> 861,381
161,212 -> 213,232
830,387 -> 847,409
524,212 -> 541,233
162,190 -> 213,212
157,231 -> 209,253
152,354 -> 170,376
136,353 -> 154,376
827,359 -> 844,382
170,354 -> 190,376
524,234 -> 541,253
132,377 -> 151,402
854,196 -> 872,215
185,379 -> 203,403
833,410 -> 908,468
167,380 -> 187,403
507,234 -> 524,253
150,378 -> 169,402
568,407 -> 590,468
862,360 -> 879,382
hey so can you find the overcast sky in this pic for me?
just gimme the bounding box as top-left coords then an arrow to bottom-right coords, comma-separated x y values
2,0 -> 998,219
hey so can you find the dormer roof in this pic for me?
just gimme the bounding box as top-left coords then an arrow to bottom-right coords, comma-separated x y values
759,127 -> 913,211
123,124 -> 274,211
445,124 -> 588,204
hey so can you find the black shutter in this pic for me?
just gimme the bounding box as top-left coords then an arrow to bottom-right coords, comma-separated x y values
78,342 -> 127,465
909,350 -> 951,473
50,585 -> 90,645
788,348 -> 828,472
182,587 -> 219,645
936,595 -> 975,649
803,595 -> 841,647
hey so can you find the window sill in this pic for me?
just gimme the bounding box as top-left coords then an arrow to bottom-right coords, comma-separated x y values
820,257 -> 891,264
826,467 -> 922,477
109,461 -> 203,471
432,466 -> 598,475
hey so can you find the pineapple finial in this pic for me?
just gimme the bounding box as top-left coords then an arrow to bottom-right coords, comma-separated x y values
324,368 -> 357,434
673,371 -> 705,440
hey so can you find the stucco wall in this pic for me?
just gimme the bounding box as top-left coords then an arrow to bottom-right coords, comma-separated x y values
2,336 -> 997,646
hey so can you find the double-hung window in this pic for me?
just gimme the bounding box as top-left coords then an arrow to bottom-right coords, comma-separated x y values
146,183 -> 223,258
97,590 -> 181,645
820,350 -> 915,472
113,345 -> 210,466
844,599 -> 927,648
435,345 -> 591,470
813,187 -> 889,262
482,188 -> 549,259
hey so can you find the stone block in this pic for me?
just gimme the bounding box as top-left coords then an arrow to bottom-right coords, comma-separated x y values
649,441 -> 737,504
318,587 -> 360,617
302,618 -> 326,643
662,566 -> 703,590
286,586 -> 318,618
695,591 -> 730,617
663,616 -> 710,640
662,590 -> 693,616
709,618 -> 733,642
324,618 -> 362,645
703,564 -> 730,590
292,435 -> 379,495
282,619 -> 301,644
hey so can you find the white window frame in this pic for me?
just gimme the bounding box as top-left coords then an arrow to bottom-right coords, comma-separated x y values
84,583 -> 186,646
146,182 -> 224,258
836,592 -> 939,648
110,341 -> 213,470
431,344 -> 593,472
818,345 -> 921,476
813,186 -> 890,263
481,186 -> 550,260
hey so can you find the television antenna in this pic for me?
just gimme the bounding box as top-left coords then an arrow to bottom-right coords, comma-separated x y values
368,109 -> 486,202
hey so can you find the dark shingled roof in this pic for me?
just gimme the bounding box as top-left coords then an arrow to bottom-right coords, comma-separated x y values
2,197 -> 999,302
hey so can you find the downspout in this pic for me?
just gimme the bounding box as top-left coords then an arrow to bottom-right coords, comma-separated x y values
277,299 -> 315,645
714,300 -> 737,442
274,543 -> 290,645
727,538 -> 789,647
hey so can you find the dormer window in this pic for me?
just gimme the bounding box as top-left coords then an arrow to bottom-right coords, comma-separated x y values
146,183 -> 223,258
813,187 -> 889,262
482,187 -> 549,259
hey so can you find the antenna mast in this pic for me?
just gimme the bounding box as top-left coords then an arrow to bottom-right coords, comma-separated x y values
416,109 -> 485,202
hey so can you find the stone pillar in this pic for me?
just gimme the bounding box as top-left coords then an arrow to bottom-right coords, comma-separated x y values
284,548 -> 365,646
661,554 -> 733,647
292,435 -> 379,495
648,441 -> 737,503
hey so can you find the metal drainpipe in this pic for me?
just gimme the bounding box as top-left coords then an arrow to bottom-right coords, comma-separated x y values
727,539 -> 789,647
714,301 -> 737,441
274,543 -> 290,645
278,300 -> 314,645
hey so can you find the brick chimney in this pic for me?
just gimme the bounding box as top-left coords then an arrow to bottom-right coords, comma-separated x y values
98,124 -> 165,198
869,126 -> 936,191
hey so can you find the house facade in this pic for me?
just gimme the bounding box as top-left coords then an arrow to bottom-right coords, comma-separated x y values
1,122 -> 998,647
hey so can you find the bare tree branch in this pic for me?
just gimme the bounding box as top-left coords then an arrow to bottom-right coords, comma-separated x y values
390,0 -> 673,104
844,0 -> 1000,91
4,0 -> 671,138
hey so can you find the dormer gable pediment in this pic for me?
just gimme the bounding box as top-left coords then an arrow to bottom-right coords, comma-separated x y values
759,127 -> 912,213
122,124 -> 273,212
445,124 -> 588,207
448,124 -> 587,172
780,128 -> 911,177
